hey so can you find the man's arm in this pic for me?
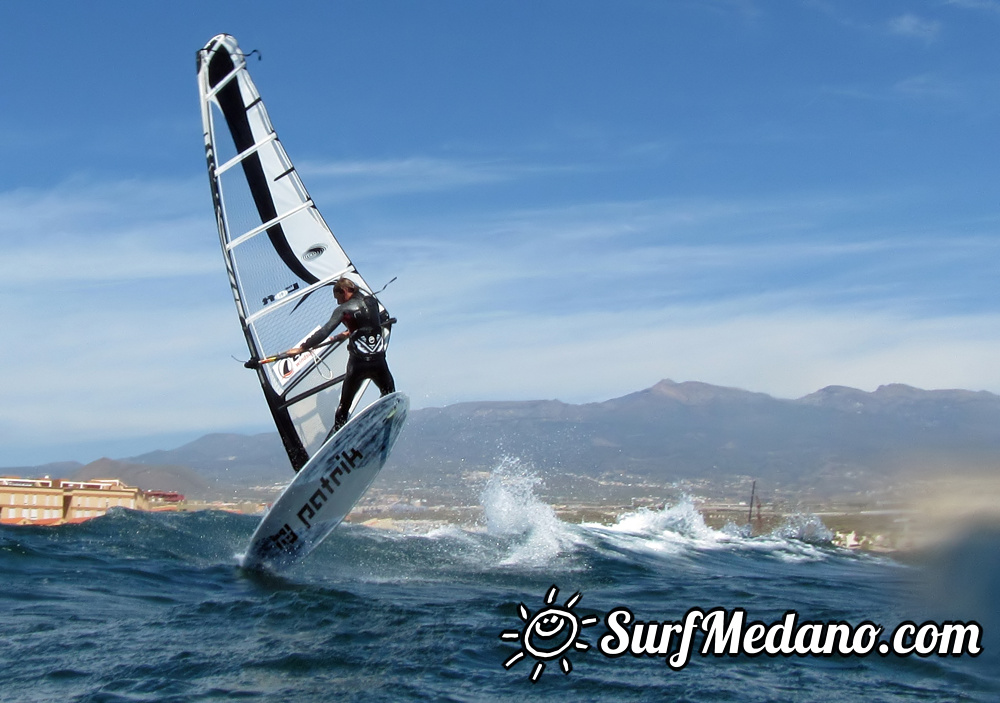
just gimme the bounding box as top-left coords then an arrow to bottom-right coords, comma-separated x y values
287,329 -> 348,356
286,303 -> 351,355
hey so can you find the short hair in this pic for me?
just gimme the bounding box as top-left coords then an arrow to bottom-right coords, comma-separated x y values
334,278 -> 358,294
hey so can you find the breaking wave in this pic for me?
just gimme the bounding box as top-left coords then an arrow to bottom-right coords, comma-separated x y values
0,458 -> 856,582
479,456 -> 583,567
339,457 -> 857,577
4,458 -> 994,702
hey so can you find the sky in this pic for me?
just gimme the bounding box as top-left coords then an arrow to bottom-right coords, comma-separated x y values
1,0 -> 998,466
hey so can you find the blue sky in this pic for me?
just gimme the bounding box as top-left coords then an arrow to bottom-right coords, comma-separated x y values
1,0 -> 998,466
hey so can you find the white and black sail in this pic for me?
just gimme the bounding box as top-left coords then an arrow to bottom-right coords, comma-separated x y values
197,34 -> 389,471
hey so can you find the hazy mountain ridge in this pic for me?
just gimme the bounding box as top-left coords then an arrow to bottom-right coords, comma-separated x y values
73,458 -> 213,498
129,433 -> 289,486
6,380 -> 1000,501
377,380 -> 1000,497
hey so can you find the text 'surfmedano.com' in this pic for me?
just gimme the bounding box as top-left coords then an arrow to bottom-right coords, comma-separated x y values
500,586 -> 983,682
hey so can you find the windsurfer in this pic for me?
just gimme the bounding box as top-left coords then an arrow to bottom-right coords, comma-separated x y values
284,278 -> 395,430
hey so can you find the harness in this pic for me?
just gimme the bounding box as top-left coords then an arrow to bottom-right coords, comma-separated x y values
344,295 -> 387,358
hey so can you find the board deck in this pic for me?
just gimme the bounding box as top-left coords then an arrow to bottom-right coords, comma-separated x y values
241,392 -> 409,571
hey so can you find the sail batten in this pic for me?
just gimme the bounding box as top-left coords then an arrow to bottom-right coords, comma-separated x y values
243,266 -> 355,324
227,200 -> 315,251
215,132 -> 279,176
198,34 -> 391,471
204,60 -> 248,99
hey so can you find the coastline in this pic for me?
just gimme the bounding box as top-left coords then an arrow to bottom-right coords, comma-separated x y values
6,471 -> 997,557
339,500 -> 937,553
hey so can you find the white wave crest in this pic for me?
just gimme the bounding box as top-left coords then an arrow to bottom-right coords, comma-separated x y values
480,457 -> 581,567
582,500 -> 841,564
770,513 -> 835,544
589,499 -> 733,556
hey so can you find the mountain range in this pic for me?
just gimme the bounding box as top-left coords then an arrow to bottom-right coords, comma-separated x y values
7,380 -> 1000,504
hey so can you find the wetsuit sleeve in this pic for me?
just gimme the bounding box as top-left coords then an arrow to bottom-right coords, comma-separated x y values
300,303 -> 349,350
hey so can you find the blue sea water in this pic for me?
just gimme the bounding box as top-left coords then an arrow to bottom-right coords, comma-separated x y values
1,467 -> 997,703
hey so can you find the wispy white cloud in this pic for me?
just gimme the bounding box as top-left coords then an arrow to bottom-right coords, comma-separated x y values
946,0 -> 1000,15
1,1 -> 997,470
299,156 -> 574,202
820,73 -> 964,104
391,303 -> 1000,407
0,233 -> 217,286
0,298 -> 263,441
0,178 -> 218,286
887,14 -> 942,42
0,178 -> 207,231
1,164 -> 997,464
892,73 -> 960,100
371,190 -> 997,325
0,176 -> 247,462
367,186 -> 1000,409
806,2 -> 951,44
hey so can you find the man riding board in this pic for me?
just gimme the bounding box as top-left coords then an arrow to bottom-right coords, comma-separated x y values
258,277 -> 395,431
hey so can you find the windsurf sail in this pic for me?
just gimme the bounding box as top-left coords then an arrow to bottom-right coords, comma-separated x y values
197,34 -> 391,471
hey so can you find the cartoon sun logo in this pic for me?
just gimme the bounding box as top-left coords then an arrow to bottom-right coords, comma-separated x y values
500,585 -> 600,681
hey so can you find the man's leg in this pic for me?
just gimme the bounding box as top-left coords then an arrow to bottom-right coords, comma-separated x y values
335,358 -> 363,430
372,358 -> 395,396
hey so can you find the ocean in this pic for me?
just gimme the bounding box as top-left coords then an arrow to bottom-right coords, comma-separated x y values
1,467 -> 996,703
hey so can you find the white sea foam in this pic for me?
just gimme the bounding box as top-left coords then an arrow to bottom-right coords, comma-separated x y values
770,513 -> 835,544
578,499 -> 844,565
423,523 -> 474,541
479,457 -> 582,567
350,474 -> 841,570
755,513 -> 837,562
587,499 -> 735,557
609,499 -> 721,541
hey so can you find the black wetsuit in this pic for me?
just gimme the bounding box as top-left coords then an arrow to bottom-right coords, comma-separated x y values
301,294 -> 395,429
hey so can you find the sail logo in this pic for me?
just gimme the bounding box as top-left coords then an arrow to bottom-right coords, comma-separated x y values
272,350 -> 316,385
262,282 -> 299,306
269,325 -> 325,388
500,591 -> 983,680
500,585 -> 599,681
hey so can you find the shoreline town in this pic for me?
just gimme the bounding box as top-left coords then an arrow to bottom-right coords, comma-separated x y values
5,472 -> 987,555
0,476 -> 184,525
